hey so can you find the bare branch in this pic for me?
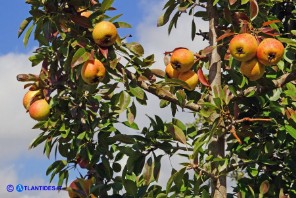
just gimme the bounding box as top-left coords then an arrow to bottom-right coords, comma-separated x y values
235,117 -> 272,123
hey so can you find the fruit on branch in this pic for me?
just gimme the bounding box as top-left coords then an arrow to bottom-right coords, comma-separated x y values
256,38 -> 285,66
170,48 -> 195,72
68,178 -> 95,198
165,63 -> 180,78
23,90 -> 41,110
81,59 -> 106,84
29,99 -> 50,121
178,70 -> 199,91
240,58 -> 265,81
92,21 -> 118,47
229,33 -> 258,61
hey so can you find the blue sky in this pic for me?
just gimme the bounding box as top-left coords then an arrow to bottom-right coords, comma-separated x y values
0,0 -> 209,197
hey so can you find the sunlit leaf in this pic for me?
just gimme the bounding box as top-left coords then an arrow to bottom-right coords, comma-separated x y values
71,48 -> 91,68
125,42 -> 144,56
18,17 -> 33,38
167,124 -> 187,144
101,0 -> 115,11
23,24 -> 34,47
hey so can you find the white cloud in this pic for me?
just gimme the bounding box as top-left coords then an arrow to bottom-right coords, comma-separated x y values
0,52 -> 47,161
0,164 -> 68,198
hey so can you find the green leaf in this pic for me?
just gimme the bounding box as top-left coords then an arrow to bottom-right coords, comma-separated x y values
116,91 -> 131,113
18,17 -> 33,38
167,124 -> 187,144
157,3 -> 177,27
46,160 -> 67,176
174,167 -> 186,190
213,0 -> 219,6
71,48 -> 91,68
191,19 -> 196,40
130,84 -> 146,100
176,90 -> 186,106
108,134 -> 135,144
123,121 -> 139,130
101,0 -> 115,11
125,42 -> 144,56
278,37 -> 296,47
124,179 -> 137,196
156,193 -> 167,198
58,170 -> 68,187
153,155 -> 162,182
269,88 -> 282,101
23,24 -> 34,47
114,21 -> 132,28
285,125 -> 296,139
166,167 -> 186,193
29,132 -> 47,149
201,189 -> 210,198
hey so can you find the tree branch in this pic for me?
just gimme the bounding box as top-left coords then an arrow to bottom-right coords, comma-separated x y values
187,164 -> 217,180
241,70 -> 296,97
116,63 -> 201,112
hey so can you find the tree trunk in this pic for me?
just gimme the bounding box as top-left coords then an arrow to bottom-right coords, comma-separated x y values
207,0 -> 227,197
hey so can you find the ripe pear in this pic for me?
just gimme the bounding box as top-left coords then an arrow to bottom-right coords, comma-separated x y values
229,33 -> 258,61
81,59 -> 106,84
23,90 -> 41,110
257,38 -> 285,66
29,99 -> 50,121
92,21 -> 118,47
178,70 -> 199,91
170,48 -> 195,73
240,58 -> 265,81
165,63 -> 180,78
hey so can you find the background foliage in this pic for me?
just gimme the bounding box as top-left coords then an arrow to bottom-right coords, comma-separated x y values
18,0 -> 296,197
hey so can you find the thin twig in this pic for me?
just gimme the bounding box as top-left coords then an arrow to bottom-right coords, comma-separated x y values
229,126 -> 242,144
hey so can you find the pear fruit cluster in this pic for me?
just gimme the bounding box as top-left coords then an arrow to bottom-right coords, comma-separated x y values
22,90 -> 50,121
80,21 -> 118,84
165,48 -> 198,91
229,33 -> 285,81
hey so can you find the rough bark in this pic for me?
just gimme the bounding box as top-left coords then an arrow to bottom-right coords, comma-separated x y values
207,0 -> 227,197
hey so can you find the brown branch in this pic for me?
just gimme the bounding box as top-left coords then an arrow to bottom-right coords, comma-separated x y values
241,70 -> 296,97
116,63 -> 201,112
225,160 -> 257,173
187,164 -> 217,179
235,117 -> 272,123
229,126 -> 242,144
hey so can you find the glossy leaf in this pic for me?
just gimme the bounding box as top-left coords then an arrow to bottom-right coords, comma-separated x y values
18,17 -> 33,38
125,42 -> 144,56
71,48 -> 91,68
101,0 -> 115,11
167,124 -> 187,144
